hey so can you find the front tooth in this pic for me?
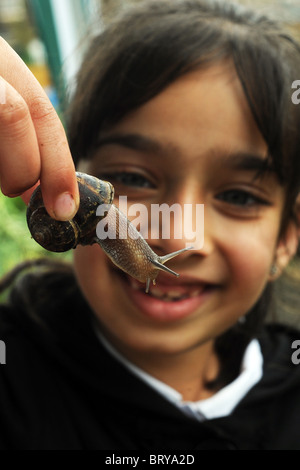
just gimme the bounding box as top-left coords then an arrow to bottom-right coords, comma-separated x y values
190,289 -> 202,297
150,288 -> 165,299
165,290 -> 185,299
149,286 -> 206,301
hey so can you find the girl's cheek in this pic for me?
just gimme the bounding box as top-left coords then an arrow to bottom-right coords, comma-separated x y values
73,245 -> 113,306
231,247 -> 270,286
73,245 -> 101,276
220,224 -> 277,285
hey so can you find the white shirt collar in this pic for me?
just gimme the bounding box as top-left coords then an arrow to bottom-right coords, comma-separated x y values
96,329 -> 263,422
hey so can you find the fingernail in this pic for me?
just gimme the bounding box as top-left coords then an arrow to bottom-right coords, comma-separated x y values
53,193 -> 76,221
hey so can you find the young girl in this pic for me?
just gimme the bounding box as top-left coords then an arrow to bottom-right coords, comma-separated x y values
1,0 -> 300,450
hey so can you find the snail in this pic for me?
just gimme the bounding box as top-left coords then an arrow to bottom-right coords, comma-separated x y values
27,172 -> 191,293
27,173 -> 114,252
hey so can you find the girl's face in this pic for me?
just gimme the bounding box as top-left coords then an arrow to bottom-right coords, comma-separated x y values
73,63 -> 295,359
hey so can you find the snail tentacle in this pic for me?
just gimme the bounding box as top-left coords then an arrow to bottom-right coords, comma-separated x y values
158,247 -> 193,264
146,278 -> 151,294
150,259 -> 179,277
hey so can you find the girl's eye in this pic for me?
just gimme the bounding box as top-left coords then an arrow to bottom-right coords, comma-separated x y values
216,189 -> 268,207
100,172 -> 155,189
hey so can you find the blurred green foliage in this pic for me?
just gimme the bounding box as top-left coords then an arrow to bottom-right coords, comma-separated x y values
0,192 -> 71,279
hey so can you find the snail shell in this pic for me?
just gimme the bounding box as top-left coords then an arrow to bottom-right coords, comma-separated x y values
26,172 -> 114,252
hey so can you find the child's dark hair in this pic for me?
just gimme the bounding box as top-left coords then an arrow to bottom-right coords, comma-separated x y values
66,0 -> 300,388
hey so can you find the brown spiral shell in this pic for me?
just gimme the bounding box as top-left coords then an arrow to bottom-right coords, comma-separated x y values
26,172 -> 114,252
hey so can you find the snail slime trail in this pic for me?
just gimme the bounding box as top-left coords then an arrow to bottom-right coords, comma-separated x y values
27,173 -> 192,292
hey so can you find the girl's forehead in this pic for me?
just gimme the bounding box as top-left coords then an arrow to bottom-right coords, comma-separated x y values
96,63 -> 267,155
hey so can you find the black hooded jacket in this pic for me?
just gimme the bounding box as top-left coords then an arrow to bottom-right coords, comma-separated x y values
0,269 -> 300,450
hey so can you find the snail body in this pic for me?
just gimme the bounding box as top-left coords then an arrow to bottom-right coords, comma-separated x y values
27,172 -> 191,292
96,204 -> 191,292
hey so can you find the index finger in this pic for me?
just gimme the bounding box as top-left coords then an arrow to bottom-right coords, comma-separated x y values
0,37 -> 79,220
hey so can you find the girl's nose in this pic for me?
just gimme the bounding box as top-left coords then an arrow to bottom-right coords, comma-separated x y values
147,204 -> 202,252
146,183 -> 213,258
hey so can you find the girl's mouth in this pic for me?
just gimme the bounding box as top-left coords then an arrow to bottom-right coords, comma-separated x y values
114,269 -> 218,322
130,277 -> 206,301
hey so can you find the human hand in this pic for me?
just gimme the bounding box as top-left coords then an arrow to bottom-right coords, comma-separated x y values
0,37 -> 79,221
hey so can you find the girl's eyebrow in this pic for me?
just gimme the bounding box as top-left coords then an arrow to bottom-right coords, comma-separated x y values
97,132 -> 273,174
225,153 -> 274,173
97,133 -> 162,154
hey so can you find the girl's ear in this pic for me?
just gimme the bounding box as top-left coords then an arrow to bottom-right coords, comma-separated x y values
270,220 -> 299,280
